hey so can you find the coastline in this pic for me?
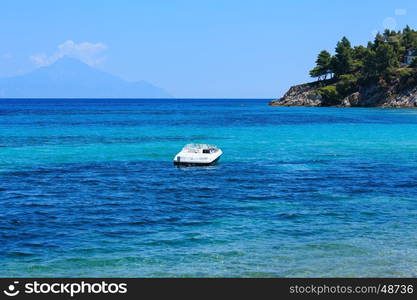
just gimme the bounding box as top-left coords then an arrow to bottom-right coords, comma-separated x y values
269,81 -> 417,108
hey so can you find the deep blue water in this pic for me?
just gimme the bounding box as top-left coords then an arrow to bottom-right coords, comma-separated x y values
1,98 -> 417,277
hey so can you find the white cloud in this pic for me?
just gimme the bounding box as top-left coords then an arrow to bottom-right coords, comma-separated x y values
30,40 -> 108,67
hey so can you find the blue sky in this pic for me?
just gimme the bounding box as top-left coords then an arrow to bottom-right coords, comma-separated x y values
1,0 -> 417,98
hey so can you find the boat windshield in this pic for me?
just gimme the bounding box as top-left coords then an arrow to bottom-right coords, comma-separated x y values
182,144 -> 218,152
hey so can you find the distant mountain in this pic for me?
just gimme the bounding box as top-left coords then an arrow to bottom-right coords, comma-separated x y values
0,57 -> 171,98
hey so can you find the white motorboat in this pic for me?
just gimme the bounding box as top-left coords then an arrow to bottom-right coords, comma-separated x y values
173,144 -> 222,166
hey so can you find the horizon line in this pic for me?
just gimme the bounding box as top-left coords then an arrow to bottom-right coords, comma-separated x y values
0,97 -> 275,100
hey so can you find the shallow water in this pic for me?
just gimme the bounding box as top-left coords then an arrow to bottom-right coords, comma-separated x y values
1,98 -> 417,277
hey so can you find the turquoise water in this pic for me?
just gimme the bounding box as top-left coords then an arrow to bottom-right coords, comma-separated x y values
1,98 -> 417,277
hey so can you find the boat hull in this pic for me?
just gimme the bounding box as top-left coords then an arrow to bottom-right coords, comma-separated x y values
173,155 -> 221,166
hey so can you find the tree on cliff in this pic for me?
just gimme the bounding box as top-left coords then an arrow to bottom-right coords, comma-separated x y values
309,50 -> 332,80
363,43 -> 399,80
375,43 -> 399,73
306,26 -> 417,105
274,26 -> 417,107
402,25 -> 417,50
331,37 -> 354,77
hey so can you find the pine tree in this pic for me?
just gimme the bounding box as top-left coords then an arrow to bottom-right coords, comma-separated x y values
402,25 -> 417,50
332,37 -> 354,77
374,43 -> 399,73
309,50 -> 332,80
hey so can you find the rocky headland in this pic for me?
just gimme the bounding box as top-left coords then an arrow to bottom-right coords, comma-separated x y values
270,26 -> 417,108
269,79 -> 417,107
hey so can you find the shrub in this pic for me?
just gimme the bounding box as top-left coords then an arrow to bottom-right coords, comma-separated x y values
318,85 -> 340,105
386,67 -> 414,87
398,68 -> 417,90
396,68 -> 414,78
336,74 -> 359,96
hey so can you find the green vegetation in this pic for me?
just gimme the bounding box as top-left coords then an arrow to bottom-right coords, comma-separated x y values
309,50 -> 332,80
310,26 -> 417,104
317,85 -> 339,105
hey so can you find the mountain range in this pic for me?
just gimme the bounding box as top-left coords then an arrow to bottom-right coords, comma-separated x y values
0,57 -> 171,98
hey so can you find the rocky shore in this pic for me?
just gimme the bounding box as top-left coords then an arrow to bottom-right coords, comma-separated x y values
269,81 -> 417,108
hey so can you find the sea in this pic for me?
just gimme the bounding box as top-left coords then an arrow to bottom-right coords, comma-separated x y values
1,98 -> 417,277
